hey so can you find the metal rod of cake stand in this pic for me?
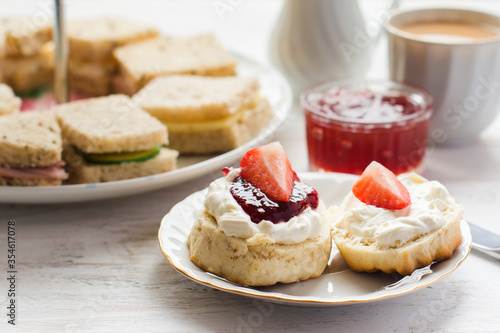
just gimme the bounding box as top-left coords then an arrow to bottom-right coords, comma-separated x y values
53,0 -> 68,104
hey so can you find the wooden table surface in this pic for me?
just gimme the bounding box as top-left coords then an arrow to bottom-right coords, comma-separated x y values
2,1 -> 500,332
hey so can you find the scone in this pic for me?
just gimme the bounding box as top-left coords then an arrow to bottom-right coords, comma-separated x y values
331,161 -> 463,276
188,142 -> 332,286
133,75 -> 273,154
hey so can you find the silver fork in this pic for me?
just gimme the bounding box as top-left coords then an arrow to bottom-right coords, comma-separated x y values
382,263 -> 434,291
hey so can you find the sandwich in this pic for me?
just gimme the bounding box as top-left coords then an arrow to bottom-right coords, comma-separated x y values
68,17 -> 159,62
0,111 -> 68,186
0,17 -> 52,57
133,75 -> 273,154
68,57 -> 116,97
0,83 -> 21,116
0,41 -> 54,94
113,34 -> 237,95
54,94 -> 178,183
0,17 -> 53,94
67,17 -> 160,96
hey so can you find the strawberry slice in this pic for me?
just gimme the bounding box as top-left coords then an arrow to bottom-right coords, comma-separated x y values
240,142 -> 295,202
352,161 -> 411,210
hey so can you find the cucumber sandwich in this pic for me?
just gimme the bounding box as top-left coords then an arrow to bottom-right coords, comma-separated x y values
54,94 -> 178,183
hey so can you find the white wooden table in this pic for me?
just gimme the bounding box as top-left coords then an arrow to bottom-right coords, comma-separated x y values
2,1 -> 500,331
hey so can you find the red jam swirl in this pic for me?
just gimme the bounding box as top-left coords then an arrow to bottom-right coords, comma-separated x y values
229,177 -> 319,224
304,87 -> 431,175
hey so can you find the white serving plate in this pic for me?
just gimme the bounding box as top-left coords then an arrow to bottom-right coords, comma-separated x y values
0,53 -> 292,204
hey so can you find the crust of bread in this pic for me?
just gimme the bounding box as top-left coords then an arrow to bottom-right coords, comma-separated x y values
133,75 -> 260,122
55,94 -> 168,153
188,204 -> 332,286
0,176 -> 61,186
68,17 -> 159,61
113,35 -> 236,94
0,111 -> 62,167
165,97 -> 273,154
0,83 -> 21,115
0,17 -> 52,57
331,202 -> 463,276
63,145 -> 178,184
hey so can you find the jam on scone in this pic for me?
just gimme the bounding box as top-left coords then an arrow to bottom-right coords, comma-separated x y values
223,142 -> 319,224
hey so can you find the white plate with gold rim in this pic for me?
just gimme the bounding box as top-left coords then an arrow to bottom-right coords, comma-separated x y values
0,53 -> 292,204
158,172 -> 472,307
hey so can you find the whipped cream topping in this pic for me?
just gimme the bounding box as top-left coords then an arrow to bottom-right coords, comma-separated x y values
335,173 -> 457,249
203,168 -> 324,245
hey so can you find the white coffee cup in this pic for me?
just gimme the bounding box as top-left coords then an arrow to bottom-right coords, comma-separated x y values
386,8 -> 500,146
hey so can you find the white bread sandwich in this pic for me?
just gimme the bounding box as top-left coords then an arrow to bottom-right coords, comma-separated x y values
0,111 -> 68,186
133,75 -> 273,154
0,17 -> 52,57
0,41 -> 54,94
68,17 -> 159,62
0,83 -> 21,116
67,17 -> 160,96
113,34 -> 237,95
188,142 -> 332,286
54,94 -> 178,183
331,161 -> 463,276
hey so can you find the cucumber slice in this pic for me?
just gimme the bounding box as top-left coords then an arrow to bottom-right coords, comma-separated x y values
17,87 -> 51,99
81,146 -> 161,165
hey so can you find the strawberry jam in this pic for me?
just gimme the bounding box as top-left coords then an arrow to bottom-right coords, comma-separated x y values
229,177 -> 319,224
302,81 -> 433,175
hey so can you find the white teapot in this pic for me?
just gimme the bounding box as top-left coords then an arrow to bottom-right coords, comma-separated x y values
269,0 -> 400,96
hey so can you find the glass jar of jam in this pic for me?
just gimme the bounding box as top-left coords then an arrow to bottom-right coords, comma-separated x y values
301,80 -> 433,175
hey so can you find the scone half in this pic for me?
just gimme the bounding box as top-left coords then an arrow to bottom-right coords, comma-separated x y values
188,204 -> 332,287
331,175 -> 464,276
332,210 -> 462,275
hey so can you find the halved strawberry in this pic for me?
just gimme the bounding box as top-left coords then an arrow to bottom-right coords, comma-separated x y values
352,161 -> 411,210
239,142 -> 295,202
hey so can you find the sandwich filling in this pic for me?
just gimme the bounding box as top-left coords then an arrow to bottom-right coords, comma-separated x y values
77,145 -> 161,164
158,97 -> 260,133
0,161 -> 68,180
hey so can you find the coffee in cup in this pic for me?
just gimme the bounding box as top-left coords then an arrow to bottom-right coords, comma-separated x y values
386,8 -> 500,146
399,21 -> 499,42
